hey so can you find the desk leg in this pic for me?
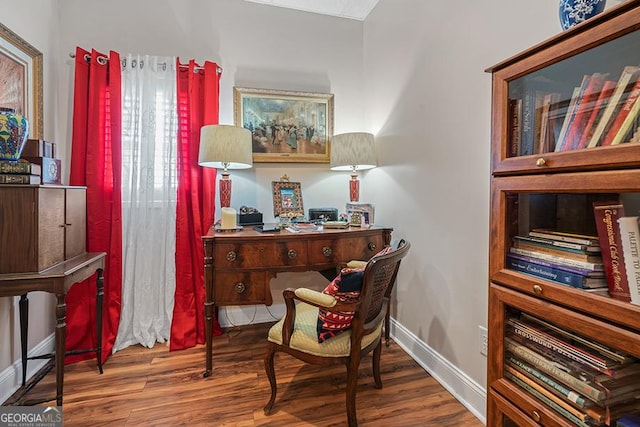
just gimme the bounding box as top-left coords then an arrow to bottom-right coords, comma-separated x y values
19,294 -> 28,386
55,293 -> 66,406
95,268 -> 104,374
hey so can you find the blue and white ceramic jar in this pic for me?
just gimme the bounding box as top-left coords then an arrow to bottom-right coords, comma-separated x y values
559,0 -> 607,30
0,107 -> 29,161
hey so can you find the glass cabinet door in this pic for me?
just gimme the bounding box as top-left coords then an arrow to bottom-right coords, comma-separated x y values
487,4 -> 640,175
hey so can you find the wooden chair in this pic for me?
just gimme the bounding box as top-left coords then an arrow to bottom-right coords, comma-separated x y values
263,239 -> 411,426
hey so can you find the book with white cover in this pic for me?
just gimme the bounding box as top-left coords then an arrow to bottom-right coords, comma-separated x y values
617,216 -> 640,305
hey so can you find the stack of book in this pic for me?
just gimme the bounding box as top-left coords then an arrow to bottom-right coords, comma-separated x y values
0,159 -> 42,185
507,229 -> 607,295
505,313 -> 640,426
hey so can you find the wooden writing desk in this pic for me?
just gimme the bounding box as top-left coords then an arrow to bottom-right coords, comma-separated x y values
0,252 -> 106,406
201,225 -> 392,376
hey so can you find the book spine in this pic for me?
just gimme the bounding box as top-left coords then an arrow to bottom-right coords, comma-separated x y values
593,202 -> 632,302
508,319 -> 610,370
504,371 -> 592,427
509,247 -> 604,271
618,216 -> 640,306
507,252 -> 594,275
513,241 -> 599,262
529,229 -> 599,246
506,355 -> 589,407
504,366 -> 591,423
564,73 -> 605,151
521,88 -> 535,156
508,99 -> 521,157
602,76 -> 640,146
506,255 -> 589,288
587,66 -> 640,148
0,161 -> 38,175
576,79 -> 617,149
505,338 -> 605,403
0,174 -> 39,184
610,86 -> 640,146
555,86 -> 582,152
517,235 -> 597,253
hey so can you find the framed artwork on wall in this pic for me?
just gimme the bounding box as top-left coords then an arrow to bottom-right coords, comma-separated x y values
272,175 -> 304,218
0,23 -> 43,138
234,86 -> 334,163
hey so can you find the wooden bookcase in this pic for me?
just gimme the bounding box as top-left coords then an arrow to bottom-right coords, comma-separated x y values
485,2 -> 640,426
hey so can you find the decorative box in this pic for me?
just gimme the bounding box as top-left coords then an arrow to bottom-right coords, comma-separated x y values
22,156 -> 61,185
309,208 -> 338,222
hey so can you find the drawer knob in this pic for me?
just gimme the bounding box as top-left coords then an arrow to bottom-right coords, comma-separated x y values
322,246 -> 332,257
288,249 -> 297,259
532,410 -> 541,422
226,251 -> 237,262
535,157 -> 546,167
533,285 -> 543,295
234,282 -> 246,294
368,242 -> 377,251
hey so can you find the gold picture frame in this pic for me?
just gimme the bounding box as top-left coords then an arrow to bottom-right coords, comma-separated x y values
272,175 -> 304,218
234,86 -> 333,163
0,23 -> 43,138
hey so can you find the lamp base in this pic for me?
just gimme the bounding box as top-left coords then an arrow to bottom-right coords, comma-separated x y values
219,172 -> 231,208
349,175 -> 359,202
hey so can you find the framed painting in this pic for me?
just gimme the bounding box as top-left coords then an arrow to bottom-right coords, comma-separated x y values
234,87 -> 333,163
0,23 -> 43,138
272,175 -> 304,218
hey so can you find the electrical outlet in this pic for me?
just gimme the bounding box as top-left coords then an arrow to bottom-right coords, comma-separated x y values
479,325 -> 488,357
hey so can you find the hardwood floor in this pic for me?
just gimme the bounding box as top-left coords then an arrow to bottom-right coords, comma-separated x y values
23,323 -> 483,426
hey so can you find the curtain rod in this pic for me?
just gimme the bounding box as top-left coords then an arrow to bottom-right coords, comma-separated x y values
68,52 -> 222,73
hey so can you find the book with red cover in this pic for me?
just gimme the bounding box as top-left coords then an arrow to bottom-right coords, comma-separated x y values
563,73 -> 606,151
576,79 -> 617,149
555,76 -> 590,152
587,66 -> 640,148
601,74 -> 640,147
593,201 -> 632,302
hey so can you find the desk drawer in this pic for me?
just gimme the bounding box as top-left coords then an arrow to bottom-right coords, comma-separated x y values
308,238 -> 339,265
214,272 -> 269,305
338,235 -> 386,261
214,240 -> 308,269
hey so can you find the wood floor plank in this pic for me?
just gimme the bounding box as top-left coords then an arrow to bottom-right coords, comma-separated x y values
18,322 -> 482,426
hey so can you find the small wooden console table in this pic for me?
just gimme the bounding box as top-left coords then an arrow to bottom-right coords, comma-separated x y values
202,225 -> 392,376
0,252 -> 106,406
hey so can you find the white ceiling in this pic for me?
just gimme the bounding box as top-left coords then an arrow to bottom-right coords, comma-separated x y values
243,0 -> 380,21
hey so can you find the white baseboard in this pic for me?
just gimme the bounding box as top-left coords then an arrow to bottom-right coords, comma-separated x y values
0,333 -> 55,404
389,318 -> 487,424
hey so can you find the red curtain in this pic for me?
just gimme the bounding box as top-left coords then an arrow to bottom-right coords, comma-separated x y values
67,47 -> 123,363
171,60 -> 223,350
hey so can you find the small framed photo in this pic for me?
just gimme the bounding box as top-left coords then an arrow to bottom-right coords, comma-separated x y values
272,175 -> 304,218
234,86 -> 334,163
346,202 -> 375,226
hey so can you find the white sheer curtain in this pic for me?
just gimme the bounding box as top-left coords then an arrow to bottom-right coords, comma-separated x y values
114,54 -> 178,351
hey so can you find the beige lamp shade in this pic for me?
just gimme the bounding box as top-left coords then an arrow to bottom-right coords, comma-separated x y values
198,125 -> 253,170
329,132 -> 377,171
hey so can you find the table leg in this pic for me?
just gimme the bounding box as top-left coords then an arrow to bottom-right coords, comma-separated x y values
55,293 -> 66,406
95,268 -> 104,374
19,294 -> 29,386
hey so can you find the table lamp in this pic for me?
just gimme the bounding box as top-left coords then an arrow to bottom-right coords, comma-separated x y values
198,125 -> 253,210
330,132 -> 377,202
